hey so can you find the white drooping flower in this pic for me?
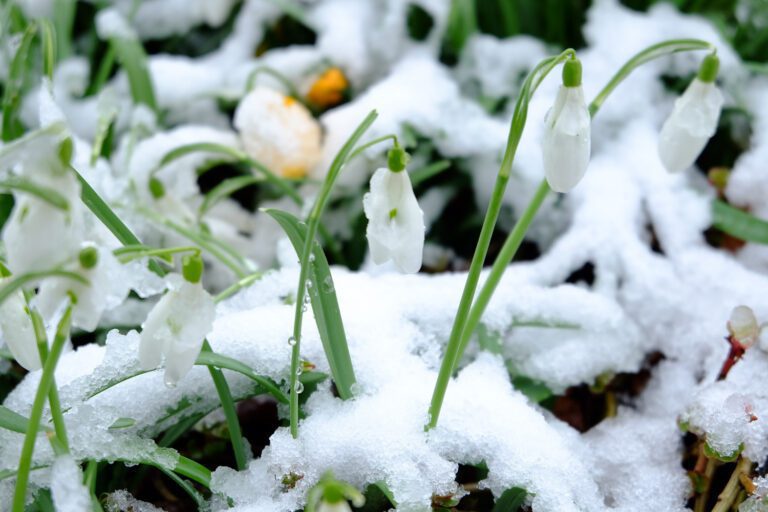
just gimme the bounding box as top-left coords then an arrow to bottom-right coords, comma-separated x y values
234,87 -> 322,179
139,272 -> 215,386
0,281 -> 41,371
1,135 -> 85,275
35,246 -> 133,332
362,152 -> 425,274
542,58 -> 591,193
317,501 -> 353,512
658,54 -> 723,173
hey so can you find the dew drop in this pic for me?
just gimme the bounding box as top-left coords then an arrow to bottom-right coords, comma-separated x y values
302,304 -> 308,312
303,294 -> 310,304
287,336 -> 297,347
294,381 -> 304,394
308,253 -> 316,263
306,280 -> 313,289
164,377 -> 177,389
296,366 -> 303,376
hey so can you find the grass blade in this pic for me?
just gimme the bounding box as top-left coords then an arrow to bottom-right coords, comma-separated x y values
265,208 -> 356,399
109,35 -> 157,111
196,349 -> 289,403
2,23 -> 37,141
0,177 -> 69,210
199,175 -> 262,217
712,199 -> 768,244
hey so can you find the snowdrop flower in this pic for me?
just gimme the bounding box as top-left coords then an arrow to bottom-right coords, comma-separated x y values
234,87 -> 322,179
542,57 -> 591,193
362,146 -> 425,273
139,255 -> 215,386
658,53 -> 723,173
36,245 -> 132,332
0,267 -> 41,371
305,472 -> 365,512
2,138 -> 85,275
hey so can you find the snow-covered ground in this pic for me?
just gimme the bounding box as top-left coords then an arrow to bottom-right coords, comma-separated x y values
2,0 -> 768,510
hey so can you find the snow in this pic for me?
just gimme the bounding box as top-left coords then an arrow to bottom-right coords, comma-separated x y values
2,0 -> 768,510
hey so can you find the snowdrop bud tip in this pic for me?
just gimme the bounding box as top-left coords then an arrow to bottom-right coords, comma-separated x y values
149,177 -> 166,199
58,137 -> 73,166
78,246 -> 99,269
182,254 -> 204,283
562,58 -> 582,87
697,53 -> 719,83
387,146 -> 410,172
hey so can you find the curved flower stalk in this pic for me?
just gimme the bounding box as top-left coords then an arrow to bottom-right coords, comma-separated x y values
542,58 -> 591,192
139,255 -> 216,386
658,53 -> 723,173
234,86 -> 322,179
362,146 -> 425,273
35,245 -> 133,332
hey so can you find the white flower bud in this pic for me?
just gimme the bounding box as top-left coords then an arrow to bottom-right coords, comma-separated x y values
139,274 -> 216,386
728,305 -> 759,349
658,71 -> 723,173
362,167 -> 425,274
234,87 -> 322,179
542,59 -> 591,193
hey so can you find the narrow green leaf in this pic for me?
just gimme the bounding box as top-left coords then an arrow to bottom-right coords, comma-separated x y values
158,142 -> 301,204
492,486 -> 527,512
157,466 -> 206,507
196,351 -> 288,404
0,406 -> 34,434
410,160 -> 451,187
0,177 -> 69,210
109,36 -> 157,111
52,0 -> 75,60
511,376 -> 552,404
90,91 -> 119,165
39,19 -> 57,80
108,417 -> 136,430
199,175 -> 262,216
265,208 -> 357,399
712,199 -> 768,244
172,455 -> 211,488
2,23 -> 37,141
0,270 -> 88,308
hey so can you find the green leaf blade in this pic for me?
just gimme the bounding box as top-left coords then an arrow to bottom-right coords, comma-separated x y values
712,199 -> 768,244
265,208 -> 357,399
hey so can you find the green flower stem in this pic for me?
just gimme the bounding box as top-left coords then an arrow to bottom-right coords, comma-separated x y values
113,245 -> 200,264
587,39 -> 713,117
139,207 -> 251,278
214,271 -> 265,303
455,179 -> 550,360
425,49 -> 575,430
426,39 -> 716,431
200,339 -> 247,470
345,134 -> 398,163
12,303 -> 72,512
289,110 -> 378,438
23,295 -> 69,453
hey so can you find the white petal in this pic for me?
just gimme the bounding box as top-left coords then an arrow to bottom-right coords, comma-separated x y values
139,276 -> 215,384
658,78 -> 723,173
36,248 -> 132,332
2,171 -> 84,274
0,289 -> 41,371
363,168 -> 425,273
542,86 -> 591,193
728,305 -> 759,348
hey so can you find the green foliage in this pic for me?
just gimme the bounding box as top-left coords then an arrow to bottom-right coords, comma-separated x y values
712,199 -> 768,244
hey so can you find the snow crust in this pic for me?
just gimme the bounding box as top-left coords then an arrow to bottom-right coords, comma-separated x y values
2,0 -> 768,510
